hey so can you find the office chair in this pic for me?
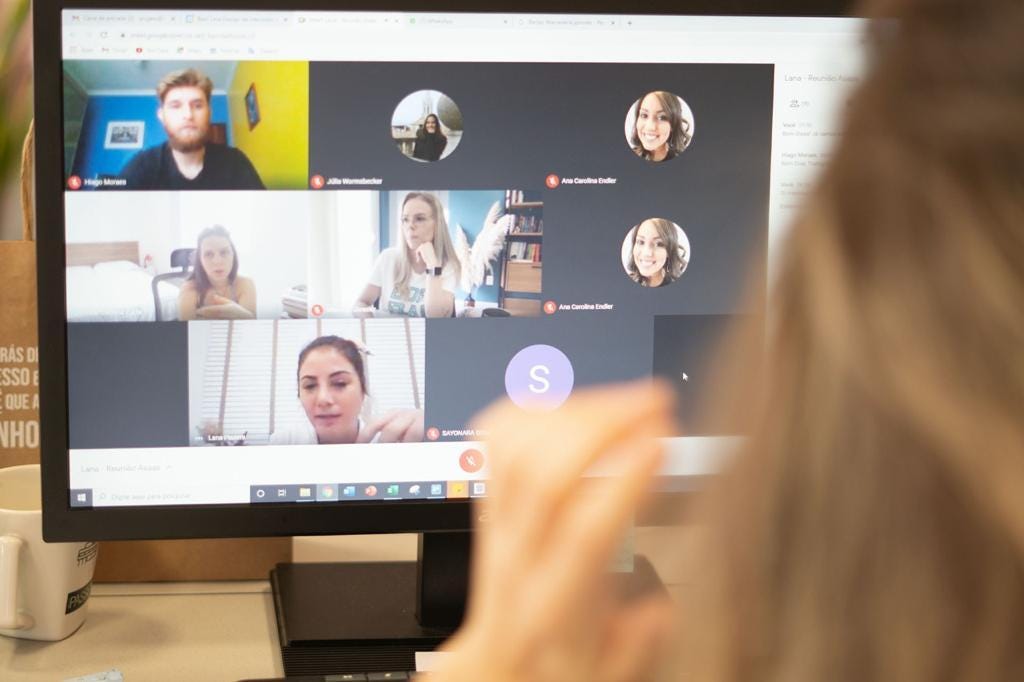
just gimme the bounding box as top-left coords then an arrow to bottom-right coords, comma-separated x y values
152,248 -> 194,321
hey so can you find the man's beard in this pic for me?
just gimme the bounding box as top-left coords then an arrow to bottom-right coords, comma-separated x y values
166,125 -> 209,153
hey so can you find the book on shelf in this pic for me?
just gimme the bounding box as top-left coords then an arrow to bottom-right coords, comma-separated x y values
507,242 -> 542,263
504,189 -> 544,211
510,214 -> 543,234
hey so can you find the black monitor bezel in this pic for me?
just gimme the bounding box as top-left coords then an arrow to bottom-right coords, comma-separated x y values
37,0 -> 858,542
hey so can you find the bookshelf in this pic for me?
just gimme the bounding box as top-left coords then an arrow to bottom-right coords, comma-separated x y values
499,190 -> 543,315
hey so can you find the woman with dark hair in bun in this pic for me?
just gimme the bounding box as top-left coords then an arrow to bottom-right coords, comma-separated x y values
269,335 -> 423,445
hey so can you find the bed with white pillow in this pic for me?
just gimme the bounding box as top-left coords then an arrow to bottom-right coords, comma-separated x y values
64,242 -> 180,322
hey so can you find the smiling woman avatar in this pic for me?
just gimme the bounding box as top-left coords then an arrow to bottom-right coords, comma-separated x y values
269,335 -> 424,445
621,218 -> 690,288
625,91 -> 695,163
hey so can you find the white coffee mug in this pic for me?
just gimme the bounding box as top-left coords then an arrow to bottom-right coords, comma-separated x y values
0,464 -> 98,641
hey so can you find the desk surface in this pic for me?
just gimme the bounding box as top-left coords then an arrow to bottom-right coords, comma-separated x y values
1,529 -> 686,681
3,581 -> 283,681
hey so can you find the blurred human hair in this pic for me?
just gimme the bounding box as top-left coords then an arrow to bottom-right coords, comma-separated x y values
156,68 -> 213,104
674,0 -> 1024,680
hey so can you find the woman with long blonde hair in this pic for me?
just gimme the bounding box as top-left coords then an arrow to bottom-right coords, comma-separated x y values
427,0 -> 1024,679
355,191 -> 461,318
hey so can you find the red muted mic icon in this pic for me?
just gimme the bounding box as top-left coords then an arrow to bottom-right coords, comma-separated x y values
459,449 -> 484,474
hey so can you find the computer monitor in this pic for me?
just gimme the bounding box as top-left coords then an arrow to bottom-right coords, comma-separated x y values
35,0 -> 864,673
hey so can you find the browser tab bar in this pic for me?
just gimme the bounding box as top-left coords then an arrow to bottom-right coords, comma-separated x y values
61,10 -> 865,65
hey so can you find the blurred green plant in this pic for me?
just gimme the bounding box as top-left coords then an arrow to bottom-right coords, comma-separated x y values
1,0 -> 32,190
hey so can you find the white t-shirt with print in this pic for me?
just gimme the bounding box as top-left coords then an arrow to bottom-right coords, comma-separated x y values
368,247 -> 457,317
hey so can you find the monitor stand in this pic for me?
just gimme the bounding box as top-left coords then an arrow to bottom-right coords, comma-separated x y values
270,530 -> 667,676
271,530 -> 470,676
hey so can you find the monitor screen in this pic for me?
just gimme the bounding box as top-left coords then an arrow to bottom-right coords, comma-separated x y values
39,3 -> 866,539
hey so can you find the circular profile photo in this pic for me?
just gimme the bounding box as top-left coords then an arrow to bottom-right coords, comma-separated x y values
621,218 -> 691,288
624,91 -> 695,163
391,90 -> 464,162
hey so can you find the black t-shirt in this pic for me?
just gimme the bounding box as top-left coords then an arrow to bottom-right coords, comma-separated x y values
119,142 -> 266,190
412,134 -> 447,162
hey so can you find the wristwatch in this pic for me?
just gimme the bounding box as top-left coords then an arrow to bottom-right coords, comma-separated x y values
427,266 -> 443,276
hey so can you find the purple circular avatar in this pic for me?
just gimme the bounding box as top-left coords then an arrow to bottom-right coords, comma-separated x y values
504,344 -> 575,411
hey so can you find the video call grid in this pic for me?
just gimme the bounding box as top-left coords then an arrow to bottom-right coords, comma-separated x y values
62,57 -> 774,450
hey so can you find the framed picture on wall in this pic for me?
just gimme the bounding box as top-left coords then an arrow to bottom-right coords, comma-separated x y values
245,83 -> 261,130
103,120 -> 145,149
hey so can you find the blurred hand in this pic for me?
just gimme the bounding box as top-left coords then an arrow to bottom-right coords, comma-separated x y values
416,243 -> 440,270
358,408 -> 424,443
195,298 -> 254,319
431,381 -> 677,682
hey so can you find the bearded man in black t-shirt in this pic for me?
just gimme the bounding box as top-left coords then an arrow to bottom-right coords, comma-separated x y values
119,68 -> 265,190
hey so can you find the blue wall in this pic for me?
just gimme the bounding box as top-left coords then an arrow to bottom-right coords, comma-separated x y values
71,94 -> 230,179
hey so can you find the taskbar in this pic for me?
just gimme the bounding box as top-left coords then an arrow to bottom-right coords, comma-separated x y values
247,480 -> 485,503
68,479 -> 487,508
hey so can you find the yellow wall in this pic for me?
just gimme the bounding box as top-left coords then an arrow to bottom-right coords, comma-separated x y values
228,61 -> 309,189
